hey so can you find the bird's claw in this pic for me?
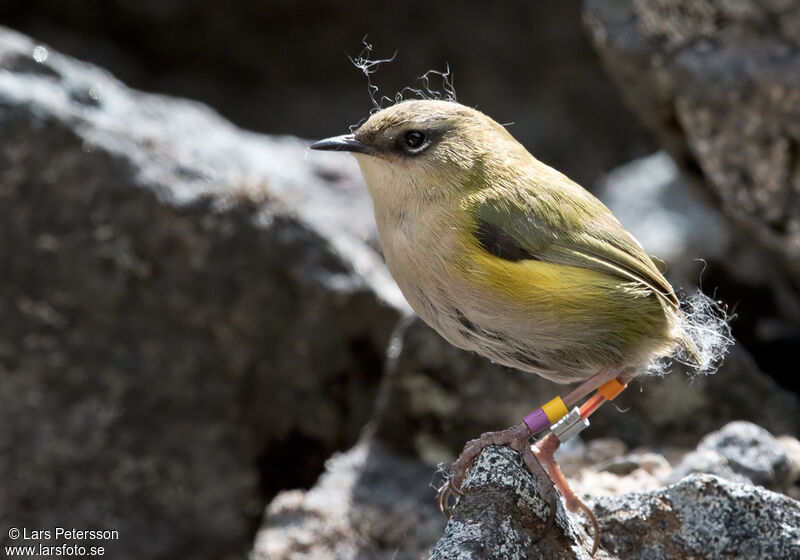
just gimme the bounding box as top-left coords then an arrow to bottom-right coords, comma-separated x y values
436,422 -> 557,538
437,470 -> 466,518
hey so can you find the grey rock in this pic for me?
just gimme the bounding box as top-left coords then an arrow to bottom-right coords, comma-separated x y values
668,448 -> 753,487
592,474 -> 800,560
584,0 -> 800,284
430,446 -> 599,560
670,421 -> 791,490
569,449 -> 674,497
780,435 -> 800,487
430,446 -> 800,559
253,438 -> 446,560
0,26 -> 404,559
564,422 -> 800,501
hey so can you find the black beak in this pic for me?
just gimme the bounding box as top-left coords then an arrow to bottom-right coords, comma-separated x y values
310,134 -> 374,155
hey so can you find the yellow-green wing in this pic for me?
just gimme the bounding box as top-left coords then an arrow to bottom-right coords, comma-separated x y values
470,178 -> 679,309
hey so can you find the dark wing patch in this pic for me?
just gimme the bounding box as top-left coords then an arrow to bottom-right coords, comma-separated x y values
475,220 -> 536,262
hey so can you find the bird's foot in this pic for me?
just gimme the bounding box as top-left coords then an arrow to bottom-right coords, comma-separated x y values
437,422 -> 557,540
534,432 -> 600,556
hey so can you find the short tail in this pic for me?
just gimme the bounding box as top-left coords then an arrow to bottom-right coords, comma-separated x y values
673,290 -> 734,374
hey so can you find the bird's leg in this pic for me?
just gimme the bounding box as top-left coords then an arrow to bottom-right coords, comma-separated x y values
437,422 -> 558,537
437,367 -> 631,547
530,368 -> 633,557
563,367 -> 624,407
533,432 -> 600,556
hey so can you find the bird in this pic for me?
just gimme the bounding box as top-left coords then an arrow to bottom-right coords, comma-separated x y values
310,99 -> 721,554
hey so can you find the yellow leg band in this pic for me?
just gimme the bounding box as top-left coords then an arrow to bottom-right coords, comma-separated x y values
542,396 -> 568,424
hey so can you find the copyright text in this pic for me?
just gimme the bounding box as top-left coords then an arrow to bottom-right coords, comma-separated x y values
4,527 -> 118,557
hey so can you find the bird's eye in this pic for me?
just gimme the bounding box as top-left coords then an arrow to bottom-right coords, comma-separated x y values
402,130 -> 428,153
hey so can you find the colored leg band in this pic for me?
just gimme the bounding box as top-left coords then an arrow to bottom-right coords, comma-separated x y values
523,396 -> 569,435
523,408 -> 550,434
551,407 -> 590,443
579,392 -> 605,419
542,396 -> 568,423
598,378 -> 626,401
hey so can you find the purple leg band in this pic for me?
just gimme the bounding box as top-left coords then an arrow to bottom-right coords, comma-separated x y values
523,408 -> 550,434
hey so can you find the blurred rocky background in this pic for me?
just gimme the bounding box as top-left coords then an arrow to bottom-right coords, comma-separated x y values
1,1 -> 799,559
0,0 -> 654,187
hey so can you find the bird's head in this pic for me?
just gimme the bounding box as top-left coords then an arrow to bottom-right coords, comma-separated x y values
311,100 -> 527,211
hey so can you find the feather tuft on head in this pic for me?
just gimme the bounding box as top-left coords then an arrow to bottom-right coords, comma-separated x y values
348,36 -> 456,130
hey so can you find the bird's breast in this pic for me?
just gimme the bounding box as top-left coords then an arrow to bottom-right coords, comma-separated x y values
376,205 -> 465,325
